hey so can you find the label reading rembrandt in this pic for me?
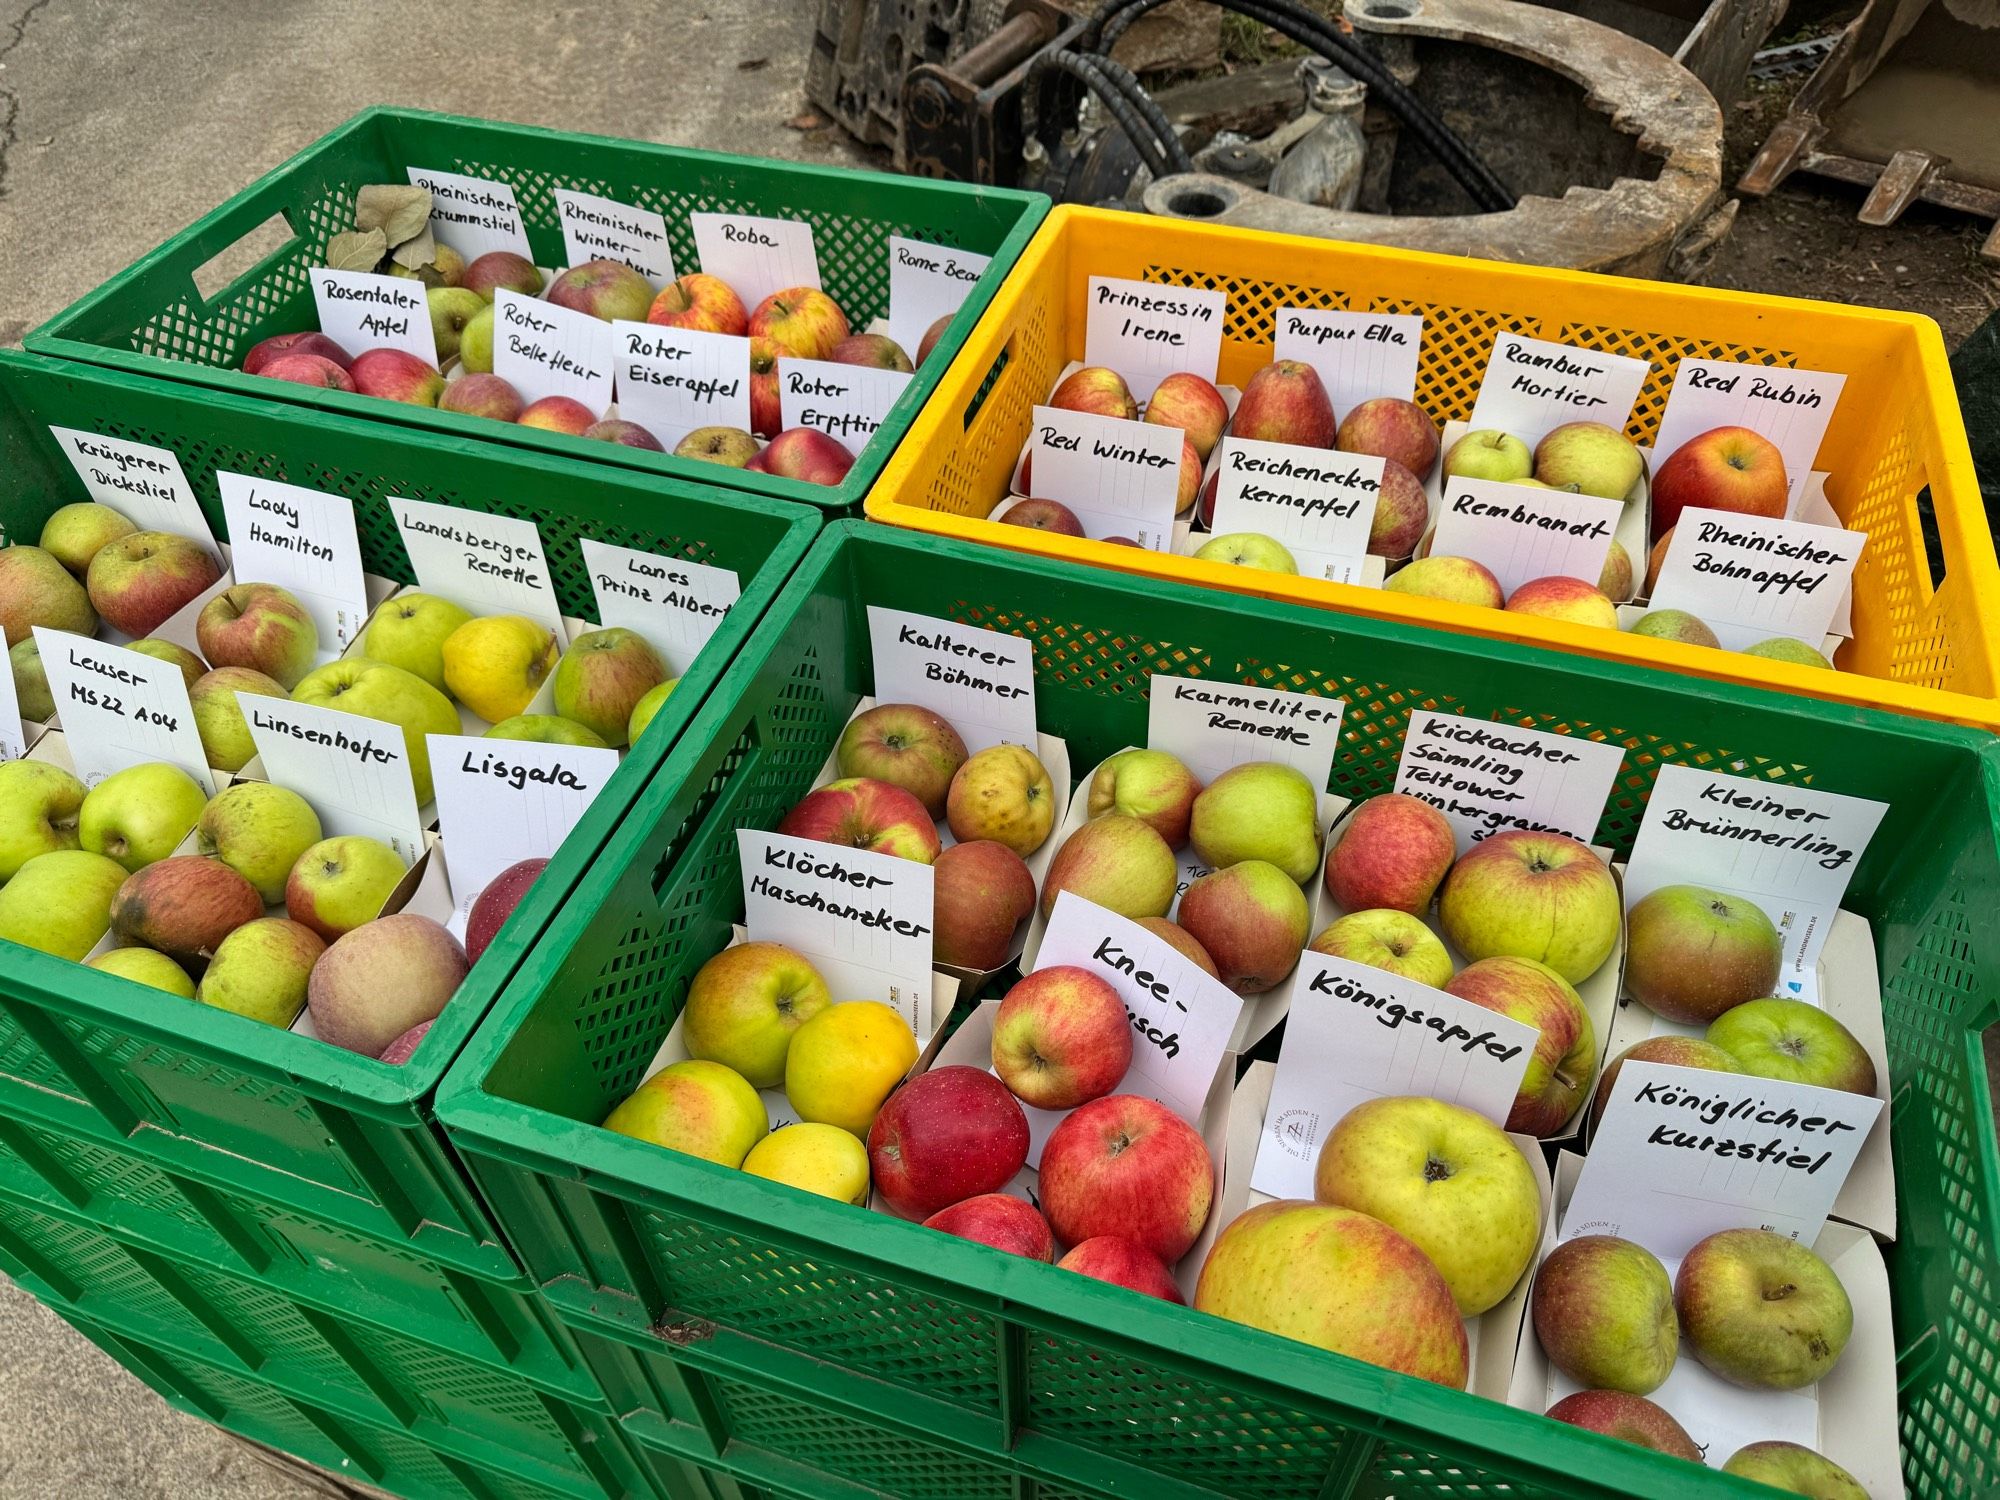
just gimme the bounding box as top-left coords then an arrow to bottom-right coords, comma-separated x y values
245,696 -> 425,862
1024,405 -> 1182,550
49,426 -> 214,546
33,629 -> 211,792
579,539 -> 739,674
1273,307 -> 1423,414
386,496 -> 559,629
1082,276 -> 1225,403
1467,332 -> 1650,448
609,323 -> 750,447
431,734 -> 619,930
553,189 -> 674,286
1206,438 -> 1380,582
406,167 -> 532,262
493,289 -> 614,411
217,473 -> 369,653
1428,477 -> 1623,598
777,357 -> 912,451
1649,508 -> 1864,651
867,606 -> 1036,754
1147,673 -> 1342,789
310,269 -> 438,366
1393,710 -> 1626,851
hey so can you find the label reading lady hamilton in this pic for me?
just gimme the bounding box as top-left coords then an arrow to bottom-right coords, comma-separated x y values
1392,709 -> 1626,850
1206,438 -> 1380,582
216,473 -> 369,653
580,539 -> 740,673
866,605 -> 1037,753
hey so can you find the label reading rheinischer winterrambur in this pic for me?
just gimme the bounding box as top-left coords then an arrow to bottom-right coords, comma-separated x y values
493,289 -> 614,412
1652,359 -> 1846,508
1467,332 -> 1650,448
1272,307 -> 1424,416
1024,405 -> 1182,550
690,213 -> 820,309
34,629 -> 211,792
1393,710 -> 1626,850
1147,674 -> 1342,790
310,269 -> 437,366
1649,508 -> 1864,652
216,473 -> 370,655
1428,476 -> 1623,599
886,235 -> 990,360
386,496 -> 559,629
867,605 -> 1037,754
244,696 -> 425,863
1206,438 -> 1380,583
553,189 -> 674,287
49,427 -> 215,547
579,539 -> 739,674
609,323 -> 750,448
406,168 -> 532,262
1081,277 -> 1225,403
777,358 -> 912,452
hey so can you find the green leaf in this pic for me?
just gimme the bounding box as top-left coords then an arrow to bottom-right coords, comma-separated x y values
356,183 -> 434,247
324,228 -> 389,272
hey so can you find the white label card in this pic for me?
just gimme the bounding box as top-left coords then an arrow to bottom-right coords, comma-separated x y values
553,189 -> 675,287
738,830 -> 936,1040
216,473 -> 370,653
0,661 -> 26,761
1025,406 -> 1182,550
33,629 -> 211,793
1207,438 -> 1380,583
777,358 -> 913,453
429,734 -> 619,930
1429,477 -> 1623,598
1625,764 -> 1886,998
309,269 -> 437,366
493,289 -> 614,412
1467,333 -> 1650,448
579,539 -> 740,676
609,323 -> 751,448
1251,951 -> 1537,1198
1393,710 -> 1626,851
386,497 -> 560,630
244,696 -> 426,864
1147,673 -> 1342,790
690,213 -> 820,308
406,167 -> 533,262
1272,307 -> 1424,415
1649,508 -> 1864,651
886,235 -> 990,359
1564,1062 -> 1881,1256
1652,360 -> 1846,508
49,426 -> 215,547
1082,276 -> 1225,403
867,606 -> 1037,754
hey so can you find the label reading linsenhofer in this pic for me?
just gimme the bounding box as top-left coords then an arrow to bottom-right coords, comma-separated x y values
1649,508 -> 1864,652
1467,333 -> 1650,448
776,358 -> 912,451
690,213 -> 820,308
1147,674 -> 1342,789
609,323 -> 750,447
579,539 -> 740,674
1206,438 -> 1379,583
1082,276 -> 1225,403
1392,710 -> 1626,851
1652,359 -> 1846,507
1025,405 -> 1182,550
1428,477 -> 1623,598
553,189 -> 674,287
49,426 -> 215,546
867,605 -> 1036,754
406,167 -> 532,261
386,497 -> 559,630
216,473 -> 370,653
33,629 -> 211,792
310,269 -> 437,366
886,235 -> 990,358
245,696 -> 425,862
1272,307 -> 1423,415
493,289 -> 614,411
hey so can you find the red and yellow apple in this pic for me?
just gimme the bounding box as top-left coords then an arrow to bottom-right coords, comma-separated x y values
1324,793 -> 1456,915
778,777 -> 943,864
1438,829 -> 1620,983
1446,955 -> 1597,1136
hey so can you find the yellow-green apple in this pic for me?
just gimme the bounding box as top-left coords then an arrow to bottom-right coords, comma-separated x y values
79,762 -> 207,873
1544,1392 -> 1700,1461
1532,1234 -> 1678,1393
1,544 -> 98,643
0,759 -> 84,879
831,332 -> 914,373
1048,365 -> 1137,421
1144,371 -> 1228,460
389,241 -> 466,289
1195,1200 -> 1467,1386
1443,429 -> 1532,483
1194,533 -> 1297,573
683,940 -> 833,1088
748,287 -> 850,361
1228,360 -> 1336,447
867,1065 -> 1031,1219
1629,608 -> 1719,648
1190,761 -> 1320,884
992,964 -> 1133,1108
604,1058 -> 768,1166
458,305 -> 496,372
244,331 -> 353,375
628,679 -> 678,743
1337,397 -> 1440,479
1744,637 -> 1834,669
264,352 -> 356,389
1324,793 -> 1457,914
1000,498 -> 1085,535
838,703 -> 969,818
465,856 -> 547,965
10,638 -> 52,719
1135,916 -> 1218,977
1178,859 -> 1310,994
426,286 -> 485,362
440,614 -> 559,724
1706,997 -> 1876,1096
1088,748 -> 1200,849
947,743 -> 1055,857
746,427 -> 856,485
1624,884 -> 1781,1024
739,1120 -> 870,1201
285,834 -> 408,941
1040,814 -> 1177,920
196,781 -> 322,903
1590,1036 -> 1738,1134
674,426 -> 760,467
547,259 -> 655,322
307,912 -> 469,1057
1041,1093 -> 1213,1261
1310,909 -> 1453,987
518,395 -> 596,435
197,583 -> 318,689
439,372 -> 525,422
1534,422 -> 1643,499
87,946 -> 195,996
552,626 -> 666,748
128,638 -> 208,694
292,658 -> 458,804
379,1020 -> 431,1063
784,999 -> 919,1136
1367,459 -> 1430,558
1505,576 -> 1619,628
1599,539 -> 1634,601
111,855 -> 263,960
1058,1236 -> 1185,1302
87,530 -> 220,637
40,503 -> 136,576
1438,829 -> 1620,983
0,849 -> 128,958
485,714 -> 607,747
191,666 -> 288,772
1314,1094 -> 1540,1315
196,917 -> 325,1027
933,839 -> 1036,970
1385,556 -> 1505,608
1723,1443 -> 1868,1498
361,592 -> 472,693
917,313 -> 952,366
749,335 -> 785,436
1446,956 -> 1597,1135
1676,1227 -> 1851,1389
1651,425 -> 1787,537
647,273 -> 748,335
779,777 -> 942,863
584,418 -> 666,450
349,348 -> 445,407
461,251 -> 542,302
924,1193 -> 1055,1259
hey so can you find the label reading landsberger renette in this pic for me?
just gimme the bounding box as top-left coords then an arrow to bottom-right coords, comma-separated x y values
1392,709 -> 1626,851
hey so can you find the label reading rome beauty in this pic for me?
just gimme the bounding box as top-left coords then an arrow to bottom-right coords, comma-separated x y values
608,323 -> 750,448
216,473 -> 369,654
1082,276 -> 1226,403
1652,359 -> 1846,509
1272,307 -> 1424,415
1147,674 -> 1342,789
553,189 -> 674,287
1206,438 -> 1380,583
48,426 -> 215,547
1467,333 -> 1650,449
386,496 -> 559,629
309,268 -> 438,366
1393,710 -> 1626,851
580,539 -> 740,674
738,830 -> 935,1040
1625,764 -> 1887,1001
777,358 -> 912,452
245,696 -> 425,862
1649,508 -> 1864,652
430,734 -> 619,933
405,167 -> 532,262
33,629 -> 211,792
690,213 -> 820,308
1428,477 -> 1624,598
493,289 -> 615,411
886,235 -> 991,360
867,606 -> 1036,754
1025,405 -> 1182,550
1251,951 -> 1536,1199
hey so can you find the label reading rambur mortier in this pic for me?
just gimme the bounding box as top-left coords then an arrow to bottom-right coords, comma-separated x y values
48,426 -> 215,546
1272,307 -> 1424,414
1206,437 -> 1380,583
1467,332 -> 1650,448
216,473 -> 370,655
405,167 -> 532,261
886,235 -> 990,360
1649,507 -> 1864,652
493,289 -> 615,411
777,358 -> 912,450
866,605 -> 1037,754
244,696 -> 425,862
1392,709 -> 1626,851
608,323 -> 750,448
690,213 -> 820,309
553,189 -> 674,287
1081,276 -> 1225,403
1024,404 -> 1182,550
1147,673 -> 1342,789
579,538 -> 740,674
33,629 -> 211,793
309,269 -> 438,367
385,496 -> 559,629
1652,359 -> 1846,508
1427,476 -> 1623,598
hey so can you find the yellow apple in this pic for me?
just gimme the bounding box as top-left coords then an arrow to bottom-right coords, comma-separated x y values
442,614 -> 560,723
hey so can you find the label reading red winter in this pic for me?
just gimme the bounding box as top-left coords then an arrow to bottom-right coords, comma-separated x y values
1024,405 -> 1182,549
1392,709 -> 1626,850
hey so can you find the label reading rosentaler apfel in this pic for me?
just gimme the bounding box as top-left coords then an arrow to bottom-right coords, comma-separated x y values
310,268 -> 438,367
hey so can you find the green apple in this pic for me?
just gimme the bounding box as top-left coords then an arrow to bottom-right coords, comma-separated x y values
0,758 -> 85,879
79,762 -> 209,873
1706,997 -> 1877,1096
190,666 -> 289,772
291,658 -> 459,805
1744,636 -> 1834,670
1531,1234 -> 1678,1394
552,627 -> 667,748
1193,532 -> 1298,574
0,848 -> 129,959
427,286 -> 487,364
1629,609 -> 1720,648
1442,429 -> 1532,483
10,638 -> 53,720
1309,909 -> 1453,988
1188,761 -> 1321,884
0,544 -> 98,645
1438,830 -> 1621,985
627,678 -> 679,744
127,638 -> 209,694
1533,421 -> 1644,500
196,781 -> 323,904
458,304 -> 496,373
196,916 -> 326,1027
1722,1442 -> 1868,1499
1676,1227 -> 1851,1389
484,714 -> 608,748
360,592 -> 472,694
284,834 -> 408,942
39,502 -> 137,576
86,946 -> 196,997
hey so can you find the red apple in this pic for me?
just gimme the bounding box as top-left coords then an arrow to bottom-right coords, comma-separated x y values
1228,360 -> 1336,448
1049,366 -> 1136,421
830,333 -> 913,373
1446,956 -> 1597,1136
87,531 -> 222,637
466,856 -> 548,966
349,348 -> 445,407
991,965 -> 1133,1110
749,335 -> 786,437
1087,748 -> 1201,848
546,259 -> 655,323
1545,1391 -> 1701,1461
1133,917 -> 1218,978
261,353 -> 356,390
1174,436 -> 1202,516
1177,860 -> 1311,995
1438,829 -> 1620,983
753,427 -> 855,486
647,273 -> 748,336
1505,576 -> 1619,629
778,777 -> 942,863
110,856 -> 263,962
439,372 -> 525,422
519,396 -> 597,436
1000,498 -> 1085,536
584,419 -> 666,450
460,251 -> 543,301
917,313 -> 952,366
1337,397 -> 1440,479
1144,372 -> 1228,460
1651,425 -> 1787,538
1367,459 -> 1429,558
835,702 -> 968,816
1324,793 -> 1456,914
1623,884 -> 1782,1025
923,1193 -> 1054,1260
748,287 -> 849,361
379,1020 -> 432,1065
1039,1094 -> 1213,1263
1590,1036 -> 1739,1134
1645,529 -> 1673,595
244,331 -> 352,374
868,1065 -> 1030,1220
1058,1235 -> 1185,1302
933,840 -> 1036,970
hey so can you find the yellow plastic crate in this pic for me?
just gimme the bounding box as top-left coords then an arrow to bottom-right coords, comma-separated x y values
867,204 -> 2000,727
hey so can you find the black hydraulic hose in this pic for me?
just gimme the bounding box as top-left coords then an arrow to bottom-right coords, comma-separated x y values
1026,49 -> 1195,182
1077,50 -> 1199,177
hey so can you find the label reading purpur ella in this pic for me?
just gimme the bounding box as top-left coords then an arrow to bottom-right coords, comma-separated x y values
1467,332 -> 1650,448
580,539 -> 740,673
1081,276 -> 1226,402
493,289 -> 615,411
1392,709 -> 1626,851
216,472 -> 370,653
608,322 -> 751,447
1272,307 -> 1424,414
310,269 -> 438,366
776,357 -> 912,450
866,605 -> 1037,753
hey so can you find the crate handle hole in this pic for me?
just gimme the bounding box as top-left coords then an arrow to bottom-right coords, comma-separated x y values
191,214 -> 301,306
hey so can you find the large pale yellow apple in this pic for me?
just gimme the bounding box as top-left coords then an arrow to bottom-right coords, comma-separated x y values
784,1000 -> 918,1136
1189,762 -> 1321,883
442,614 -> 560,724
0,849 -> 129,959
291,659 -> 460,805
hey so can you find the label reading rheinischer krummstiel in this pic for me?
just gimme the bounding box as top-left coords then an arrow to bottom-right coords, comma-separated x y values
1467,332 -> 1650,449
553,189 -> 674,287
48,426 -> 215,547
493,289 -> 614,411
1649,508 -> 1864,653
216,473 -> 370,655
1428,476 -> 1623,599
690,213 -> 820,309
386,496 -> 559,629
777,358 -> 912,453
33,629 -> 211,792
1024,405 -> 1182,550
867,605 -> 1037,754
1206,438 -> 1379,583
406,167 -> 532,262
1272,307 -> 1424,416
609,323 -> 750,448
579,539 -> 740,674
886,235 -> 990,361
310,269 -> 437,366
1081,276 -> 1225,403
1147,674 -> 1342,790
244,696 -> 426,863
1393,709 -> 1626,850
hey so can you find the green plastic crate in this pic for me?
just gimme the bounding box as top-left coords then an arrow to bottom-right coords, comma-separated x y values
0,348 -> 817,1278
439,522 -> 2000,1500
25,106 -> 1049,515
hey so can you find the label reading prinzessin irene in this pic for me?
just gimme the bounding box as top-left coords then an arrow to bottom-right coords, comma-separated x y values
1081,275 -> 1226,401
1393,709 -> 1626,850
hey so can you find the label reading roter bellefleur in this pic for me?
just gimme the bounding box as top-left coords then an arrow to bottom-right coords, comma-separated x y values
493,289 -> 614,411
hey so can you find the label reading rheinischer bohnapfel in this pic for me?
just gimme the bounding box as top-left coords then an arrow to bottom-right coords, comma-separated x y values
609,323 -> 751,448
1081,276 -> 1225,404
1206,438 -> 1380,583
493,289 -> 614,411
386,496 -> 559,630
33,629 -> 211,792
867,605 -> 1037,754
553,189 -> 674,287
1273,307 -> 1424,415
1467,332 -> 1650,449
244,696 -> 425,864
310,269 -> 437,366
579,539 -> 740,674
1393,709 -> 1626,851
216,473 -> 370,654
1147,674 -> 1342,790
1648,508 -> 1864,652
48,426 -> 215,547
406,167 -> 532,262
1024,405 -> 1182,550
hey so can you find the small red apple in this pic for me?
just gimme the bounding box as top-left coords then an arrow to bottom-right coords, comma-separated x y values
868,1066 -> 1031,1220
923,1193 -> 1054,1260
466,857 -> 548,965
1058,1235 -> 1185,1302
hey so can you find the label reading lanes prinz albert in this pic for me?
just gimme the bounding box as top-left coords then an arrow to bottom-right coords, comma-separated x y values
1147,674 -> 1342,790
1392,709 -> 1627,851
1024,405 -> 1182,550
244,696 -> 426,862
690,213 -> 820,309
1272,307 -> 1424,416
777,358 -> 913,453
1427,476 -> 1624,599
608,322 -> 751,448
386,496 -> 560,629
309,269 -> 438,366
1649,507 -> 1864,653
579,538 -> 740,674
48,427 -> 215,546
1206,438 -> 1380,583
866,605 -> 1037,755
406,167 -> 533,262
493,289 -> 615,411
33,628 -> 212,793
1466,332 -> 1651,449
1081,275 -> 1226,403
886,235 -> 991,360
553,189 -> 675,287
216,473 -> 371,654
1652,359 -> 1847,507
